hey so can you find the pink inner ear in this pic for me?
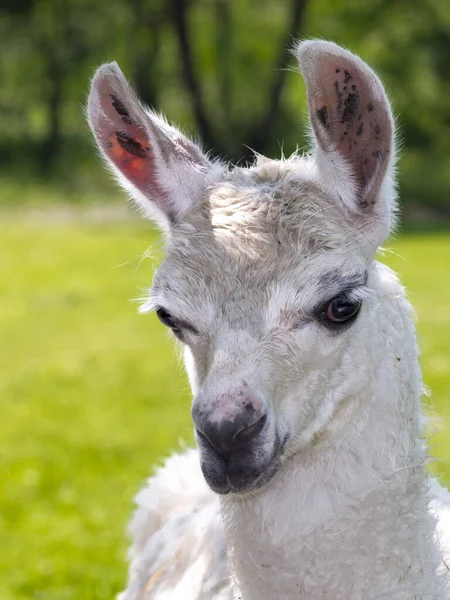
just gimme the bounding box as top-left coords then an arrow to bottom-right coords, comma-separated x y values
104,128 -> 154,190
310,56 -> 392,207
91,76 -> 162,195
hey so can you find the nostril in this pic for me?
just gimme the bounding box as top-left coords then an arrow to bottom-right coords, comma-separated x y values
195,413 -> 268,464
195,428 -> 222,454
195,426 -> 233,462
235,413 -> 267,442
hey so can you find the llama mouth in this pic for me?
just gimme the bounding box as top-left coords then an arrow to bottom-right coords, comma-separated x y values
199,433 -> 288,495
202,458 -> 280,496
226,455 -> 282,495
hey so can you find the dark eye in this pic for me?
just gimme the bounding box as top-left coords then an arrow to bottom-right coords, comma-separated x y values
156,307 -> 181,332
324,296 -> 362,324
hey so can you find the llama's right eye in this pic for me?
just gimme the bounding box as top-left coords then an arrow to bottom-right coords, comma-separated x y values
156,307 -> 181,332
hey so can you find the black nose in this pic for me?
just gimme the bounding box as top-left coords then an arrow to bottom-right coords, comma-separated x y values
195,413 -> 267,462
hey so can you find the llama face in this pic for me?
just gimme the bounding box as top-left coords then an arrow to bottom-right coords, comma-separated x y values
88,41 -> 395,495
148,166 -> 374,494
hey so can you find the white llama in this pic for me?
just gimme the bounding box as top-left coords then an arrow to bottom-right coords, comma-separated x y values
87,41 -> 450,599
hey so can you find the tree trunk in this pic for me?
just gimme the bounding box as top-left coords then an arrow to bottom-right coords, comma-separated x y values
131,0 -> 162,108
248,0 -> 309,157
171,0 -> 224,156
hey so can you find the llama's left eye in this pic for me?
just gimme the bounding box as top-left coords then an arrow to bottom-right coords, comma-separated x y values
324,296 -> 361,324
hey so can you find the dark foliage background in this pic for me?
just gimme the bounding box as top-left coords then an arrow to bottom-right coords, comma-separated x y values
1,0 -> 449,218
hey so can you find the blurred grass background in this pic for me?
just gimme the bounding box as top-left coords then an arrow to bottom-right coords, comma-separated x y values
0,210 -> 449,600
0,0 -> 449,598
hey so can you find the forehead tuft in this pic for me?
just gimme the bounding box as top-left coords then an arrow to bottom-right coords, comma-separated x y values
150,156 -> 370,316
171,155 -> 358,268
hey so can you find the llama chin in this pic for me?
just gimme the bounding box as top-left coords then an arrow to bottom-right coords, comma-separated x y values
88,40 -> 450,600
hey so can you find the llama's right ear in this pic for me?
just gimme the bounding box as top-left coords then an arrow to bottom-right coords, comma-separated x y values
87,63 -> 211,230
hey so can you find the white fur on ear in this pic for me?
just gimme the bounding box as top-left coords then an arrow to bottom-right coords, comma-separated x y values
87,62 -> 212,230
296,40 -> 397,243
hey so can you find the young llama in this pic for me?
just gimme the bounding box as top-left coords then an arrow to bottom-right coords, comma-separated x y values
87,41 -> 450,599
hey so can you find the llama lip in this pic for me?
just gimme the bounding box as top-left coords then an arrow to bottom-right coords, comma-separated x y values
227,455 -> 282,495
201,456 -> 280,496
198,432 -> 286,495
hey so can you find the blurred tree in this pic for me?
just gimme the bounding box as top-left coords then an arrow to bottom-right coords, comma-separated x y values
171,0 -> 308,160
35,0 -> 87,170
0,0 -> 449,211
129,0 -> 167,108
171,0 -> 220,153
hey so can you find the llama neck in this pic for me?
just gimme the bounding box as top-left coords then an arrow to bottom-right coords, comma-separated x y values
221,403 -> 446,600
220,293 -> 447,599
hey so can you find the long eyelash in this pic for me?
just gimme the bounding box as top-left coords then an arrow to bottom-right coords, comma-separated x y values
138,290 -> 163,314
138,298 -> 155,314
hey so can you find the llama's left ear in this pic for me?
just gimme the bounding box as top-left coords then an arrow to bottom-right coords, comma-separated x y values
296,41 -> 396,241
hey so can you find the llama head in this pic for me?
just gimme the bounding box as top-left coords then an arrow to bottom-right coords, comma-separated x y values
88,40 -> 397,495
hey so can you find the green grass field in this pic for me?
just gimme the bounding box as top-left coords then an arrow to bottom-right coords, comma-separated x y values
1,208 -> 449,600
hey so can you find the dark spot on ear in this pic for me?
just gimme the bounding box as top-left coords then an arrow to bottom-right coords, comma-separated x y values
122,116 -> 133,125
359,199 -> 369,209
110,94 -> 130,118
316,105 -> 328,128
115,131 -> 147,158
367,102 -> 374,112
343,70 -> 352,84
341,92 -> 360,125
335,68 -> 340,73
351,85 -> 357,91
374,123 -> 381,135
356,123 -> 364,136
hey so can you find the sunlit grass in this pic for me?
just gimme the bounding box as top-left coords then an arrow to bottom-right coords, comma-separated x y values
0,207 -> 449,599
382,233 -> 450,483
